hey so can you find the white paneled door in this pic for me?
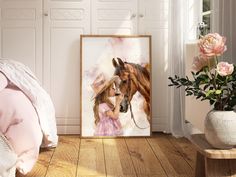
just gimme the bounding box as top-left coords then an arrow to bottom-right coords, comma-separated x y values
139,0 -> 170,131
92,0 -> 137,34
43,0 -> 90,134
92,0 -> 170,131
0,0 -> 170,134
0,0 -> 43,82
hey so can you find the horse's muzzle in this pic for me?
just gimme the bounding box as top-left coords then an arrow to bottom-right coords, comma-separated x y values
119,97 -> 129,113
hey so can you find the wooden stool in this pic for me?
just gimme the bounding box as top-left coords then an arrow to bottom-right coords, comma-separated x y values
191,134 -> 236,177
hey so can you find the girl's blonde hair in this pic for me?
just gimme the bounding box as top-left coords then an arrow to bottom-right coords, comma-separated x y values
93,84 -> 114,125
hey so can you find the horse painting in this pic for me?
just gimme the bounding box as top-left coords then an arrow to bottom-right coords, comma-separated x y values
112,58 -> 151,123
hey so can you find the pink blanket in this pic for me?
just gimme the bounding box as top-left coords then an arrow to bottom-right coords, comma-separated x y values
0,72 -> 43,174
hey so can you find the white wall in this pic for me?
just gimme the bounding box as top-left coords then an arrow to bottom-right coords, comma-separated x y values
184,42 -> 211,132
183,0 -> 211,132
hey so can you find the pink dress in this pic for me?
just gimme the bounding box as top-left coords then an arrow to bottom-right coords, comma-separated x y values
94,103 -> 123,136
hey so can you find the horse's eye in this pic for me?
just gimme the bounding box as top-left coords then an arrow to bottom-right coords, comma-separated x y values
122,80 -> 127,84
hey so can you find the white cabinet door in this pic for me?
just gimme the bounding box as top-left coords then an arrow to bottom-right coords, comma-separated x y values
0,0 -> 170,134
92,0 -> 137,34
43,0 -> 90,134
91,0 -> 170,132
139,0 -> 170,131
0,0 -> 43,82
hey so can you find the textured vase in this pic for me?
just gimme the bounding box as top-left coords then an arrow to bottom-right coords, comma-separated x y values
204,110 -> 236,149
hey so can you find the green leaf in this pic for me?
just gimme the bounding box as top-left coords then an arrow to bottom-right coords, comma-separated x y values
191,71 -> 195,76
186,91 -> 193,96
196,95 -> 201,99
206,90 -> 214,97
203,84 -> 210,90
215,90 -> 222,94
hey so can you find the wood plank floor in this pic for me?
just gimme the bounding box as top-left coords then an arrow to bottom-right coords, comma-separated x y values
16,133 -> 196,177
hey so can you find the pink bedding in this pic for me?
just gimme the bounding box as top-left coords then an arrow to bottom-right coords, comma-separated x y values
0,72 -> 43,174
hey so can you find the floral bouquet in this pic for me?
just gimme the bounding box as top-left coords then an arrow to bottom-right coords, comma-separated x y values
168,33 -> 236,111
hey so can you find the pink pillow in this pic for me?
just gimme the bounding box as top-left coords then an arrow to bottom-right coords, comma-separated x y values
0,72 -> 8,91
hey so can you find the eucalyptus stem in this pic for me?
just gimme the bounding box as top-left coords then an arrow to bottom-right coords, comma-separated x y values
213,56 -> 218,90
222,76 -> 232,109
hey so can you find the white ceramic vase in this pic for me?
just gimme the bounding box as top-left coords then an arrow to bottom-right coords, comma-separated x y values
204,110 -> 236,149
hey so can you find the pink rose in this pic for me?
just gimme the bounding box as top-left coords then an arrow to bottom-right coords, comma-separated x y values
216,62 -> 234,76
192,56 -> 208,71
192,55 -> 216,72
198,33 -> 227,58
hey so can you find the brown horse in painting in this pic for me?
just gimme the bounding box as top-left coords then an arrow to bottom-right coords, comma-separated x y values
112,58 -> 150,123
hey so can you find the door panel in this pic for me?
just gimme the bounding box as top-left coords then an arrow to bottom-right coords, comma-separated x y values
0,0 -> 43,82
43,0 -> 90,134
139,0 -> 170,131
50,28 -> 82,118
2,28 -> 36,72
92,0 -> 137,34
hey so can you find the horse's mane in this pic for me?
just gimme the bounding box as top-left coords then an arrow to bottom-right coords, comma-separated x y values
125,62 -> 150,103
125,62 -> 150,81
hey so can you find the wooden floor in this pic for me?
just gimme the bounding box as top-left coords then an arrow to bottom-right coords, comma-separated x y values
16,133 -> 196,177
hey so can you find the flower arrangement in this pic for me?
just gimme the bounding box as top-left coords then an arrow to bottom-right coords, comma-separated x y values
168,33 -> 236,111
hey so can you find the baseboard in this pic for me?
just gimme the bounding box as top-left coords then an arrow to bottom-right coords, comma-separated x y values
57,125 -> 80,134
184,122 -> 203,139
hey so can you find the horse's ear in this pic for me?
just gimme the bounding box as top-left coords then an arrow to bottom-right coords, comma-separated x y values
125,64 -> 134,73
117,58 -> 124,68
112,58 -> 118,68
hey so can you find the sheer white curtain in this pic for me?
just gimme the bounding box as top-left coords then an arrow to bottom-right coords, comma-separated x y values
168,0 -> 186,137
217,0 -> 236,63
168,0 -> 200,137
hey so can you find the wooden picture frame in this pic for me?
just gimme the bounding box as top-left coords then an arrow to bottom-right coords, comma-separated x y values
80,35 -> 152,137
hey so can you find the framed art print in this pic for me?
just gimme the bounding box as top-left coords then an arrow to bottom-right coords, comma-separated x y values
80,35 -> 151,137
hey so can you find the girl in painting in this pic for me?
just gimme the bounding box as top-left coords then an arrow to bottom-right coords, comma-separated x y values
91,73 -> 124,136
